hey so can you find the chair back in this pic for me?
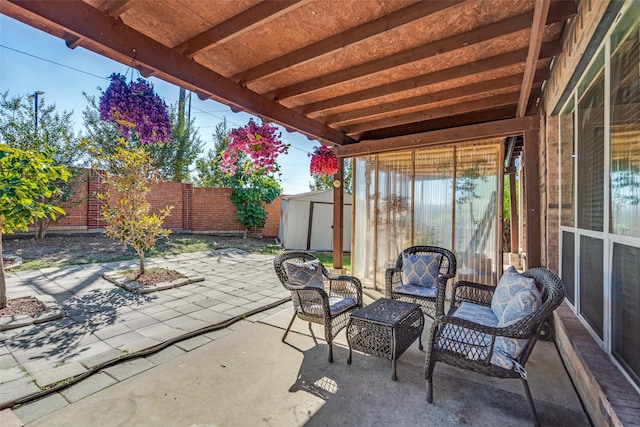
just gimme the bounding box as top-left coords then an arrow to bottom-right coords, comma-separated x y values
394,246 -> 457,279
274,250 -> 328,290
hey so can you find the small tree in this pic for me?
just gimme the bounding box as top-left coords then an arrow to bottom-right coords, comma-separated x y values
0,146 -> 70,308
96,139 -> 173,275
230,169 -> 282,238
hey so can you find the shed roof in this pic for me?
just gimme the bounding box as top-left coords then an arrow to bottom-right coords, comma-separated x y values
1,0 -> 577,164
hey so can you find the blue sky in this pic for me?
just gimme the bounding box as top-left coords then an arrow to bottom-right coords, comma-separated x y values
0,14 -> 318,195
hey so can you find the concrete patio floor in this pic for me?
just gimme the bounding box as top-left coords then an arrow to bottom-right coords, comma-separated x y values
0,250 -> 590,426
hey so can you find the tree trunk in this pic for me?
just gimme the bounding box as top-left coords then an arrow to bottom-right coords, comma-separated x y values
35,218 -> 48,240
243,228 -> 248,239
137,248 -> 145,275
0,217 -> 7,309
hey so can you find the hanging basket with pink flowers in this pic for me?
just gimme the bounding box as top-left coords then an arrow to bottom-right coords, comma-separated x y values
221,119 -> 288,176
309,145 -> 338,176
99,73 -> 171,145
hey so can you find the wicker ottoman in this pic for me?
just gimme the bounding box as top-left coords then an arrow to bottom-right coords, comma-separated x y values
346,298 -> 424,381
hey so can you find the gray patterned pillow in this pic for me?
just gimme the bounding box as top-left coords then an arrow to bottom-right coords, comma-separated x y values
491,266 -> 537,319
284,259 -> 324,288
402,253 -> 442,288
491,288 -> 542,369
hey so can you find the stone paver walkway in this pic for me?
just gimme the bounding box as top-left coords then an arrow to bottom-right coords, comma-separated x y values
0,249 -> 289,415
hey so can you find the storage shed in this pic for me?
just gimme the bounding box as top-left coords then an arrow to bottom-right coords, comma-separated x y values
278,190 -> 352,252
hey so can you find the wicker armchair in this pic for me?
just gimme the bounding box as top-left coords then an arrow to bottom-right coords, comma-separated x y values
385,246 -> 457,319
274,251 -> 363,363
424,267 -> 566,426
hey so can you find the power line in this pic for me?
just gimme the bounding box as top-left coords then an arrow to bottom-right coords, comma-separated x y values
1,43 -> 315,156
1,44 -> 108,81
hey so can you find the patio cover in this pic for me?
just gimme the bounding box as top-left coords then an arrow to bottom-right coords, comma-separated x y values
1,0 -> 576,160
0,0 -> 578,266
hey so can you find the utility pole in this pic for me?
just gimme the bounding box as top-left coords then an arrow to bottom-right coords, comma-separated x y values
29,90 -> 45,134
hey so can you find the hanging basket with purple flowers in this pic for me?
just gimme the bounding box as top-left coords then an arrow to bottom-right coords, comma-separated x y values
309,145 -> 338,176
99,73 -> 171,145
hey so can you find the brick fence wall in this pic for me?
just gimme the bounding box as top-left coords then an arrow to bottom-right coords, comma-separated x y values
44,168 -> 281,238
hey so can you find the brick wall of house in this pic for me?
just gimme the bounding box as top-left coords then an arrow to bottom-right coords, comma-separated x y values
42,168 -> 281,237
538,114 -> 548,268
545,115 -> 560,272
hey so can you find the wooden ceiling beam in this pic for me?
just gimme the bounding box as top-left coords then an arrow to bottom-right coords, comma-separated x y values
97,0 -> 133,17
340,91 -> 525,135
1,0 -> 354,146
175,1 -> 305,58
335,116 -> 540,158
232,0 -> 463,84
300,39 -> 560,114
321,68 -> 549,126
268,0 -> 573,101
268,11 -> 537,101
356,106 -> 516,141
516,0 -> 550,117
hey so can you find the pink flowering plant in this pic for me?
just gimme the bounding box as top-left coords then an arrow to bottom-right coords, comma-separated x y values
309,145 -> 338,176
99,73 -> 171,145
221,119 -> 288,175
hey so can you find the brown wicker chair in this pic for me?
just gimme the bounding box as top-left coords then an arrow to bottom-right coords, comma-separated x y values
274,251 -> 362,363
385,246 -> 457,319
424,267 -> 566,426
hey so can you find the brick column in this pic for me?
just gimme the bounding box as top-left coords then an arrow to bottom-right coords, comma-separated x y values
182,183 -> 193,231
87,169 -> 105,229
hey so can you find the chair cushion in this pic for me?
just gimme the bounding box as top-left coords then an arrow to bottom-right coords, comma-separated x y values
491,288 -> 542,369
402,253 -> 442,288
284,259 -> 324,288
394,284 -> 438,298
491,266 -> 538,320
436,302 -> 496,360
453,302 -> 499,327
302,297 -> 357,316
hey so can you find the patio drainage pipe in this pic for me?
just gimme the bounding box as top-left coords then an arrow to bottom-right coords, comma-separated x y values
1,296 -> 292,411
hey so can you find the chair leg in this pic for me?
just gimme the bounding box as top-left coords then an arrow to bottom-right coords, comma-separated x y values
327,338 -> 334,363
521,378 -> 540,427
282,312 -> 297,342
426,378 -> 433,403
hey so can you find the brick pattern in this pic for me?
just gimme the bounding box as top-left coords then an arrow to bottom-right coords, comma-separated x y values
42,168 -> 281,237
87,169 -> 105,229
545,116 -> 560,272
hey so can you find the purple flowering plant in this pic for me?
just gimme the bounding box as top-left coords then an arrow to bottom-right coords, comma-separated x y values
221,119 -> 288,175
99,73 -> 171,144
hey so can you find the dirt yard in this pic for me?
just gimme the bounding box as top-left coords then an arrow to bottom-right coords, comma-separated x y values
2,232 -> 279,269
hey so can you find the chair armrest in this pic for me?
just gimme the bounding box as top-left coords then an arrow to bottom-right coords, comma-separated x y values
328,275 -> 363,306
450,280 -> 494,310
385,268 -> 402,298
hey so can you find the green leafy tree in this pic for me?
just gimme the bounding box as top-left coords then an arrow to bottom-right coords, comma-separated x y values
0,91 -> 84,238
308,158 -> 353,193
194,118 -> 238,187
82,88 -> 202,180
0,146 -> 70,308
146,88 -> 203,182
0,91 -> 85,166
93,139 -> 173,274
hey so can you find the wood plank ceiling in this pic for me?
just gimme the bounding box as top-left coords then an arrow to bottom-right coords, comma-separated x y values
1,0 -> 577,165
